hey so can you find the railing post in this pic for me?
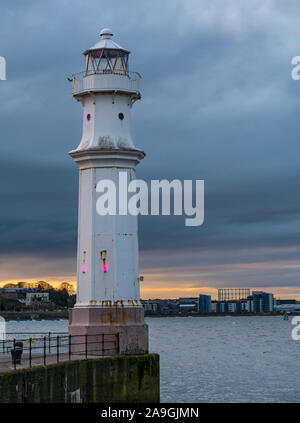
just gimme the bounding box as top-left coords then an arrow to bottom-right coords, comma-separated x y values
102,333 -> 105,356
69,335 -> 71,361
116,332 -> 120,354
57,335 -> 59,363
2,339 -> 4,353
48,332 -> 51,353
85,334 -> 88,359
13,338 -> 16,370
29,338 -> 32,368
43,336 -> 46,366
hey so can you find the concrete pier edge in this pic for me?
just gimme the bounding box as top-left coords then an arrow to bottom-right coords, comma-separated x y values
0,353 -> 160,403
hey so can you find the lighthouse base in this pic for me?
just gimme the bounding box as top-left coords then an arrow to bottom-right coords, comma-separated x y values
69,307 -> 148,355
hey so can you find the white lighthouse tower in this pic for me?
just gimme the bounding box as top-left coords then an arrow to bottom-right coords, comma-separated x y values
69,28 -> 148,354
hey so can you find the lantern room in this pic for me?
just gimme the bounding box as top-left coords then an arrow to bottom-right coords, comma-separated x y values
84,28 -> 129,75
72,29 -> 140,99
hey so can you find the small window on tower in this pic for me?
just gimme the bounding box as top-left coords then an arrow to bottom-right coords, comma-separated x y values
118,113 -> 124,120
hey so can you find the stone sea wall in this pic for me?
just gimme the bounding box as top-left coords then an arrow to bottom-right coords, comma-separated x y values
0,354 -> 160,403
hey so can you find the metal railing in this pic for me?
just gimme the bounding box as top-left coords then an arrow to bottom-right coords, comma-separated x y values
72,70 -> 141,95
2,331 -> 67,354
0,332 -> 120,370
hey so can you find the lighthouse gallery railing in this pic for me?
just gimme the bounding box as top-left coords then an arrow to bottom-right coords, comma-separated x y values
72,70 -> 141,96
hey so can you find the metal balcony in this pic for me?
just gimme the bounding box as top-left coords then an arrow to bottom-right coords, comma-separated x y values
72,70 -> 141,97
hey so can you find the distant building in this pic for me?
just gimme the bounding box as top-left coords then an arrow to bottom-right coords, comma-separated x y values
227,302 -> 237,313
274,303 -> 300,313
211,301 -> 217,313
240,299 -> 250,312
198,295 -> 212,313
0,287 -> 38,302
0,288 -> 19,300
179,297 -> 198,313
216,302 -> 227,313
218,288 -> 250,301
142,300 -> 158,314
276,299 -> 297,305
141,299 -> 178,315
245,296 -> 254,312
25,292 -> 49,306
252,291 -> 274,313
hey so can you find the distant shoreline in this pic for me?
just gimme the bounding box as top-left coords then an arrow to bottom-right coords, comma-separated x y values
145,312 -> 294,317
0,310 -> 69,321
0,310 -> 298,321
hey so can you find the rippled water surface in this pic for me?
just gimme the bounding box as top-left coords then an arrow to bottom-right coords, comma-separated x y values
6,316 -> 300,402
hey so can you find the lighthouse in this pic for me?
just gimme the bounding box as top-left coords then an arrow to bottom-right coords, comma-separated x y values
68,28 -> 148,354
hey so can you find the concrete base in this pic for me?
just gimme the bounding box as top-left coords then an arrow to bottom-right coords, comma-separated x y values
69,307 -> 148,355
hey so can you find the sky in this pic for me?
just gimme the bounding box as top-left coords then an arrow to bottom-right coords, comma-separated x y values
0,0 -> 300,299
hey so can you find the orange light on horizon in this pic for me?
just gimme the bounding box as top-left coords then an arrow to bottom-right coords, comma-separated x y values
1,269 -> 300,300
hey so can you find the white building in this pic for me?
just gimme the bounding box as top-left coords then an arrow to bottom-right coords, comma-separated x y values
227,302 -> 237,313
25,292 -> 49,306
142,301 -> 158,313
68,29 -> 148,354
211,302 -> 217,313
274,304 -> 300,313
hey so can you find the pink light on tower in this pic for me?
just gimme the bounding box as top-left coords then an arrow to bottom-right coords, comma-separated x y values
100,250 -> 108,272
82,251 -> 87,273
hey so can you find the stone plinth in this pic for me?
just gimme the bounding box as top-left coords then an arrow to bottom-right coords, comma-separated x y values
69,306 -> 148,355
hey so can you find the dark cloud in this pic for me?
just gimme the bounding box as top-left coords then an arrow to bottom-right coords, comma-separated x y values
0,0 -> 300,294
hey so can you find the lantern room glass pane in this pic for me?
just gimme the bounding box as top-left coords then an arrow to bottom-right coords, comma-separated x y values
85,49 -> 129,75
97,55 -> 110,72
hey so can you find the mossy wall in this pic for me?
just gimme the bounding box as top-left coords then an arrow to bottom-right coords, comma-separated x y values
0,354 -> 159,403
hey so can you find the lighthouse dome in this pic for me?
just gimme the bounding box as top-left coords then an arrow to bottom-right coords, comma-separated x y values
100,28 -> 113,37
85,28 -> 129,53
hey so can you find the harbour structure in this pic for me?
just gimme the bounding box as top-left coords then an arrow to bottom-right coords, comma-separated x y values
68,28 -> 148,354
218,288 -> 250,301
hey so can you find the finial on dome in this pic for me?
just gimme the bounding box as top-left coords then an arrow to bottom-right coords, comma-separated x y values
100,28 -> 113,39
